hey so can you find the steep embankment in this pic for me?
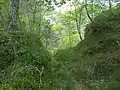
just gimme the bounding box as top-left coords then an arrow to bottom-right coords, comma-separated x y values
55,6 -> 120,90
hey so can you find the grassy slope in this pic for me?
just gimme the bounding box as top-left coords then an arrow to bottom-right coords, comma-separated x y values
55,6 -> 120,90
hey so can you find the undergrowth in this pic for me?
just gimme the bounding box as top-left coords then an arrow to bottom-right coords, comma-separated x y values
1,6 -> 120,90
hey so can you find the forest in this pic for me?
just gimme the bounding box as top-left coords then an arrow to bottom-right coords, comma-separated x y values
0,0 -> 120,90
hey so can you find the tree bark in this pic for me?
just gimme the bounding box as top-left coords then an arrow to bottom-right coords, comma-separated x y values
9,0 -> 20,29
0,8 -> 8,31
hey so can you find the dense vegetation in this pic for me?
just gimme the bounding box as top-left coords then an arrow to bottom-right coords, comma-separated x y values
0,0 -> 120,90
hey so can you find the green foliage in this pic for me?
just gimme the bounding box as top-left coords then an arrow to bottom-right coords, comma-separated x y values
0,31 -> 13,69
1,0 -> 120,90
52,22 -> 63,31
55,6 -> 120,90
0,30 -> 54,90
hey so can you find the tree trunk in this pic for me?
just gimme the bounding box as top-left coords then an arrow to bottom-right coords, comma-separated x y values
109,0 -> 112,9
85,0 -> 93,23
0,8 -> 8,31
9,0 -> 20,29
75,7 -> 83,41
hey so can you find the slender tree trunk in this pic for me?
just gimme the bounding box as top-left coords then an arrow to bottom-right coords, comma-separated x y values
26,5 -> 31,32
9,0 -> 20,29
0,8 -> 8,31
32,3 -> 37,31
38,3 -> 42,33
75,7 -> 83,41
68,24 -> 72,48
109,0 -> 112,9
78,13 -> 83,41
91,0 -> 94,18
85,0 -> 93,22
